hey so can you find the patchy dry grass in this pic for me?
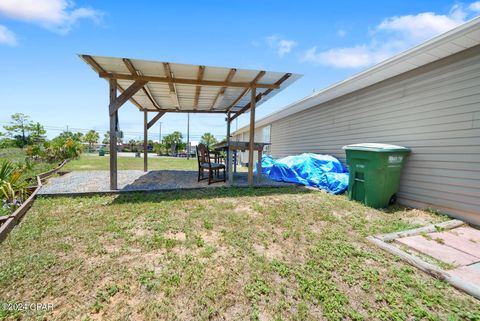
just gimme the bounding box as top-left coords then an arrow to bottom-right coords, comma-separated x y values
0,187 -> 478,320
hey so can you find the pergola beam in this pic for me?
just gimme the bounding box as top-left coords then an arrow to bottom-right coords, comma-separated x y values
109,80 -> 148,115
163,63 -> 180,109
123,58 -> 162,111
98,72 -> 280,89
226,71 -> 265,113
211,68 -> 237,110
117,84 -> 144,110
230,73 -> 291,121
147,112 -> 165,129
194,66 -> 205,110
142,109 -> 226,114
82,55 -> 145,112
82,55 -> 105,74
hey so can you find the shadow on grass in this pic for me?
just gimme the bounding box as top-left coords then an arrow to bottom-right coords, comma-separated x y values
111,185 -> 313,205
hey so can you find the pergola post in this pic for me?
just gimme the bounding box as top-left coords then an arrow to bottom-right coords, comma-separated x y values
109,79 -> 118,190
226,113 -> 233,185
144,110 -> 148,172
248,87 -> 256,186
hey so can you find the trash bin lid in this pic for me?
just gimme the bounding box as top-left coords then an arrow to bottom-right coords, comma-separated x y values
342,143 -> 410,152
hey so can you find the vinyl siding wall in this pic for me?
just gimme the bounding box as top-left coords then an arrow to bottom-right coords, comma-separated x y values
234,45 -> 480,224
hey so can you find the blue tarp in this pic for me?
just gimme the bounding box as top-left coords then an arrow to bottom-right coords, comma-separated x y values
255,153 -> 349,194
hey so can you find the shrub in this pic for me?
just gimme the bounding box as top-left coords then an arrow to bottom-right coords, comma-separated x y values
0,160 -> 28,209
25,144 -> 47,160
49,137 -> 84,161
0,138 -> 16,149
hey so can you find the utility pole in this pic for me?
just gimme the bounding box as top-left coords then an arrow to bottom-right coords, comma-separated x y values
186,113 -> 190,159
159,122 -> 162,143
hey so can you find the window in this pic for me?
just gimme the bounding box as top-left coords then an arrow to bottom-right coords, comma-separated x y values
262,126 -> 271,154
262,125 -> 271,143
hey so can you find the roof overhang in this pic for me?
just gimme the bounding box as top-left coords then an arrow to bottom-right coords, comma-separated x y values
233,16 -> 480,134
79,55 -> 301,118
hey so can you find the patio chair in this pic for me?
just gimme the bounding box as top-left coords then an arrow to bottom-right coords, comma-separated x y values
196,143 -> 226,184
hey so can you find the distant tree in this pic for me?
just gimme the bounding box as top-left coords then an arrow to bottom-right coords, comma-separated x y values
84,130 -> 100,151
163,131 -> 183,155
153,141 -> 167,155
0,132 -> 13,149
102,132 -> 110,145
200,132 -> 218,148
30,122 -> 47,144
74,132 -> 84,142
3,113 -> 34,147
128,139 -> 136,151
56,131 -> 83,142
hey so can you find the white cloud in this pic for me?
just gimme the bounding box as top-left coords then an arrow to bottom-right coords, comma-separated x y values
301,2 -> 479,68
470,1 -> 480,11
303,45 -> 383,68
277,39 -> 297,57
266,35 -> 297,57
0,24 -> 16,46
0,0 -> 102,34
377,11 -> 465,41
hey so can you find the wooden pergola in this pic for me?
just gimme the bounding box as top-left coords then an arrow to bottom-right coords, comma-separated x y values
80,55 -> 301,189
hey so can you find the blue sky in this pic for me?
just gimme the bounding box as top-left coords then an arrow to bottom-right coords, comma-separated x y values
1,0 -> 479,142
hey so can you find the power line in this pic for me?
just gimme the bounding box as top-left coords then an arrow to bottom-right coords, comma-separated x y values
0,122 -> 226,140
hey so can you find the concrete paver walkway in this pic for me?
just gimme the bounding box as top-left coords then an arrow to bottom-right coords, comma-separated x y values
396,226 -> 480,288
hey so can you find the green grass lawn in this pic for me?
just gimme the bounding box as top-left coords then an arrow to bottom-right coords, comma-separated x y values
0,187 -> 478,320
63,154 -> 198,171
0,148 -> 59,182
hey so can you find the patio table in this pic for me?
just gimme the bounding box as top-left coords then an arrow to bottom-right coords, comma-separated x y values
212,141 -> 270,183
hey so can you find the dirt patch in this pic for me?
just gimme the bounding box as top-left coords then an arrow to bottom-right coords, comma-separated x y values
307,221 -> 327,234
164,231 -> 187,241
131,227 -> 152,238
253,242 -> 285,261
117,250 -> 166,270
201,230 -> 222,245
401,209 -> 440,226
234,204 -> 254,214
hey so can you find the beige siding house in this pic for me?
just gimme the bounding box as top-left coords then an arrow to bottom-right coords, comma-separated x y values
232,18 -> 480,225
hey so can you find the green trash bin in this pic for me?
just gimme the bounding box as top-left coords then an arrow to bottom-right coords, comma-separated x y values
343,143 -> 410,208
98,149 -> 106,156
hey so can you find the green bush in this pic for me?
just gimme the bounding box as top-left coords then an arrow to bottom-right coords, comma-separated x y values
25,144 -> 48,160
0,160 -> 28,210
0,138 -> 16,149
48,137 -> 83,161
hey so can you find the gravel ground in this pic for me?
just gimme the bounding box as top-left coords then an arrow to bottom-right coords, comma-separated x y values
39,170 -> 292,195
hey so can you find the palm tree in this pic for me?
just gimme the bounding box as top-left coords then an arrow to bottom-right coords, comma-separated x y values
200,132 -> 218,148
84,130 -> 100,152
128,139 -> 137,151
